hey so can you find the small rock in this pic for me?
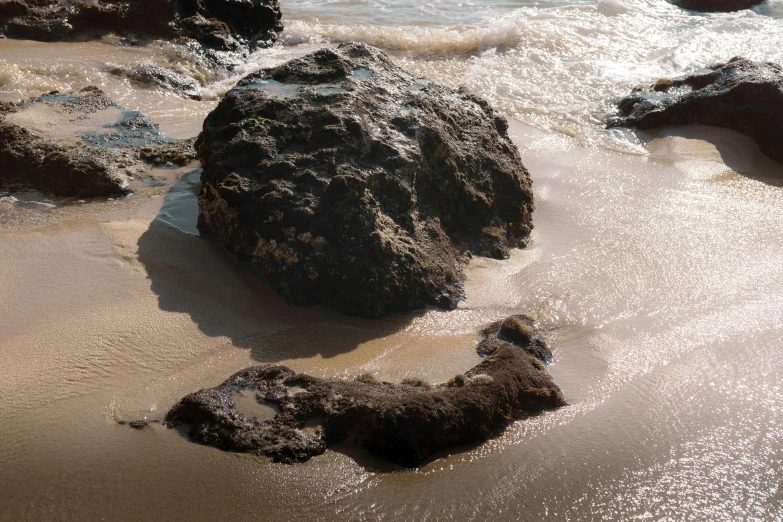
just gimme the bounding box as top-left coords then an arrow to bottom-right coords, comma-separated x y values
652,78 -> 673,92
477,314 -> 553,363
609,58 -> 783,164
119,419 -> 159,430
106,64 -> 203,100
0,86 -> 192,198
196,43 -> 535,317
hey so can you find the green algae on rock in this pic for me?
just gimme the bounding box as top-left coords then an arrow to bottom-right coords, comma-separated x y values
195,42 -> 535,317
163,316 -> 566,468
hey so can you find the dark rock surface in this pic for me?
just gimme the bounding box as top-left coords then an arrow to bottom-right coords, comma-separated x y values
672,0 -> 763,12
195,42 -> 535,317
609,58 -> 783,163
0,0 -> 282,53
164,316 -> 566,467
0,86 -> 196,198
477,314 -> 552,363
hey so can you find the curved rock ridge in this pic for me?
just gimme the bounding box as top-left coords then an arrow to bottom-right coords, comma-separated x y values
0,86 -> 195,198
164,316 -> 566,467
195,42 -> 535,317
671,0 -> 764,12
0,0 -> 282,53
609,58 -> 783,163
106,64 -> 204,100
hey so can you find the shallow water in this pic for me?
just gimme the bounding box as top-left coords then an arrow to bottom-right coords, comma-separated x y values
2,0 -> 783,520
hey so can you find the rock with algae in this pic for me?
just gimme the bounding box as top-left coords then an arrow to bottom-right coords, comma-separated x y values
163,315 -> 566,468
195,42 -> 535,317
0,86 -> 195,198
0,0 -> 282,53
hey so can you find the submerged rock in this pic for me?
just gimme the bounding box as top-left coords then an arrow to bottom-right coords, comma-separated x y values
0,0 -> 282,53
118,419 -> 160,430
106,64 -> 203,100
164,316 -> 566,467
609,58 -> 783,163
671,0 -> 763,12
0,86 -> 195,198
196,42 -> 535,317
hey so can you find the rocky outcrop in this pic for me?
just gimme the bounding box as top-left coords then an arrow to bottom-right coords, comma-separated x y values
609,58 -> 783,163
672,0 -> 764,12
0,86 -> 195,198
164,316 -> 566,467
0,0 -> 282,53
195,43 -> 535,317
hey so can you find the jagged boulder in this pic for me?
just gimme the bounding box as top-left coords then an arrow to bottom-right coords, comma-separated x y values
195,43 -> 535,317
163,316 -> 566,467
609,58 -> 783,163
0,0 -> 282,52
0,86 -> 195,198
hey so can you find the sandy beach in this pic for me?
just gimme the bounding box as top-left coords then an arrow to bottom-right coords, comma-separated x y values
3,107 -> 783,517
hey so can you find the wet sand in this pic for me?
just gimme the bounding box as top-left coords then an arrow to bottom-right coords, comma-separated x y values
2,111 -> 783,519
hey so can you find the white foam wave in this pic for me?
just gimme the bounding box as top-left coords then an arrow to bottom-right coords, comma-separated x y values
279,0 -> 783,150
282,16 -> 536,53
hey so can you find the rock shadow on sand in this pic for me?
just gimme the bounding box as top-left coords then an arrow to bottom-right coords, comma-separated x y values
135,171 -> 421,364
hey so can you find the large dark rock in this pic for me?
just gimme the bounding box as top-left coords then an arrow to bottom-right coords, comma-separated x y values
0,0 -> 282,52
0,86 -> 195,198
164,316 -> 566,467
609,58 -> 783,164
195,42 -> 535,317
672,0 -> 763,12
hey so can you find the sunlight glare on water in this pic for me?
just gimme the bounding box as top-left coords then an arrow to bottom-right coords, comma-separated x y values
280,0 -> 783,151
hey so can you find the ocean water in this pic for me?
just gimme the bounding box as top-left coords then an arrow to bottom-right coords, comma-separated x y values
277,0 -> 783,152
2,1 -> 783,520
